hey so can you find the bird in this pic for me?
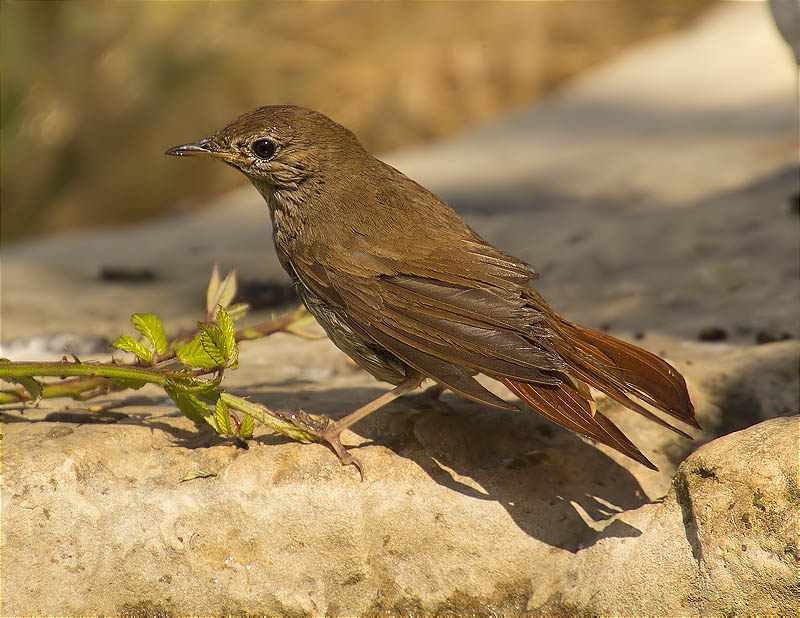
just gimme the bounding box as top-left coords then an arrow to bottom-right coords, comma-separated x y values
166,105 -> 698,473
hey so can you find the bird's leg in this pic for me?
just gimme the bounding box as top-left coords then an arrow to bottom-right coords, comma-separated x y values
334,375 -> 423,432
282,375 -> 423,476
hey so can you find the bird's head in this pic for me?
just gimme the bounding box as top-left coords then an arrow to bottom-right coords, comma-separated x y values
166,105 -> 364,189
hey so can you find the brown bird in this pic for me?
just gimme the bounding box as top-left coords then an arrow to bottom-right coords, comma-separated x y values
167,105 -> 698,473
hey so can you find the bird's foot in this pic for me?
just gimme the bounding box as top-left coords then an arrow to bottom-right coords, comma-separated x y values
276,409 -> 363,479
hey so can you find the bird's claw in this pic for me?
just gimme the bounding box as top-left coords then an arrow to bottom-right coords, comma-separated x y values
281,410 -> 364,480
285,409 -> 331,433
322,430 -> 364,480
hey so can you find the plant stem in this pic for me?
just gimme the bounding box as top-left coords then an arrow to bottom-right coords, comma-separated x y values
0,311 -> 310,405
236,314 -> 296,340
0,361 -> 172,384
0,376 -> 122,404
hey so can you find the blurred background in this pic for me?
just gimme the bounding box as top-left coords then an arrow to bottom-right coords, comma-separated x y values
1,1 -> 713,242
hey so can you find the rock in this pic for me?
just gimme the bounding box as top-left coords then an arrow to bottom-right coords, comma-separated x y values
3,384 -> 795,615
670,416 -> 799,616
532,416 -> 799,616
695,340 -> 799,435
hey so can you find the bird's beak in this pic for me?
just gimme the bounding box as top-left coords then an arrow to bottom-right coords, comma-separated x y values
165,139 -> 241,162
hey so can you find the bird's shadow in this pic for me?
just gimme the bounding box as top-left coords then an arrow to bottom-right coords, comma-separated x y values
3,384 -> 657,552
235,382 -> 656,553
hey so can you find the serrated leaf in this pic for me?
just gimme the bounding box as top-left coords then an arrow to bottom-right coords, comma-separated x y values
216,269 -> 237,310
215,398 -> 233,435
217,306 -> 235,356
216,306 -> 237,366
239,413 -> 254,439
177,335 -> 218,369
167,388 -> 214,426
180,470 -> 217,482
112,335 -> 153,364
132,313 -> 167,356
113,377 -> 147,390
206,265 -> 237,317
168,376 -> 222,399
197,322 -> 226,365
225,302 -> 250,321
206,263 -> 221,316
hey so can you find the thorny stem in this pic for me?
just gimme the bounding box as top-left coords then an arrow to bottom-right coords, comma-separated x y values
0,376 -> 122,404
235,314 -> 297,340
0,361 -> 172,383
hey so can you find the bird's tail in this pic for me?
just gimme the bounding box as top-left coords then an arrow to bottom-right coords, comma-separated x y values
499,313 -> 698,470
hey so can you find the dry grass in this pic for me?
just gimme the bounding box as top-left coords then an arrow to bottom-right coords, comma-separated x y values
1,2 -> 711,240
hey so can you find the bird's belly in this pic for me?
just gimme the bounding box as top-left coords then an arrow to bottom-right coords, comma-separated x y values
295,283 -> 410,385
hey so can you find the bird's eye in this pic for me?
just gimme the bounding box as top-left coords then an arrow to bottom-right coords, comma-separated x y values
251,138 -> 277,160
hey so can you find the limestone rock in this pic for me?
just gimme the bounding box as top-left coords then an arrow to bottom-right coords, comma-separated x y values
535,416 -> 799,616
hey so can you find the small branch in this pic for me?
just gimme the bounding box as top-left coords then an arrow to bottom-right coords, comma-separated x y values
235,314 -> 297,340
0,361 -> 172,384
0,376 -> 121,404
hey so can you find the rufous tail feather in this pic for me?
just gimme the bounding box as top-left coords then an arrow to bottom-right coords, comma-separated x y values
500,313 -> 698,470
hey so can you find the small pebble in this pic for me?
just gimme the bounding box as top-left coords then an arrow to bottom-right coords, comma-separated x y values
789,192 -> 800,216
98,266 -> 155,282
698,326 -> 728,342
755,330 -> 792,345
236,279 -> 297,309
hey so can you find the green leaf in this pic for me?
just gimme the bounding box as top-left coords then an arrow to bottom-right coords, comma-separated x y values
180,470 -> 217,482
112,335 -> 153,364
166,388 -> 213,426
206,265 -> 237,317
177,335 -> 218,369
132,314 -> 167,356
239,413 -> 254,439
168,376 -> 222,398
225,302 -> 250,322
206,263 -> 221,315
6,376 -> 43,404
216,306 -> 238,368
215,398 -> 233,435
197,323 -> 226,365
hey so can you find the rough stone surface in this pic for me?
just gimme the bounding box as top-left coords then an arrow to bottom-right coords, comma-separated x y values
2,3 -> 798,616
533,416 -> 799,617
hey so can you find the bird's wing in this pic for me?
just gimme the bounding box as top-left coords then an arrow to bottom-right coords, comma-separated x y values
291,234 -> 570,409
291,225 -> 697,471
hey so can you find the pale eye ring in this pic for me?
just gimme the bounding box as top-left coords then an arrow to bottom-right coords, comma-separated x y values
251,138 -> 276,160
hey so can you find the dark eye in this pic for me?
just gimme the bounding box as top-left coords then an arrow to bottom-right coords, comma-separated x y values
251,138 -> 276,159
